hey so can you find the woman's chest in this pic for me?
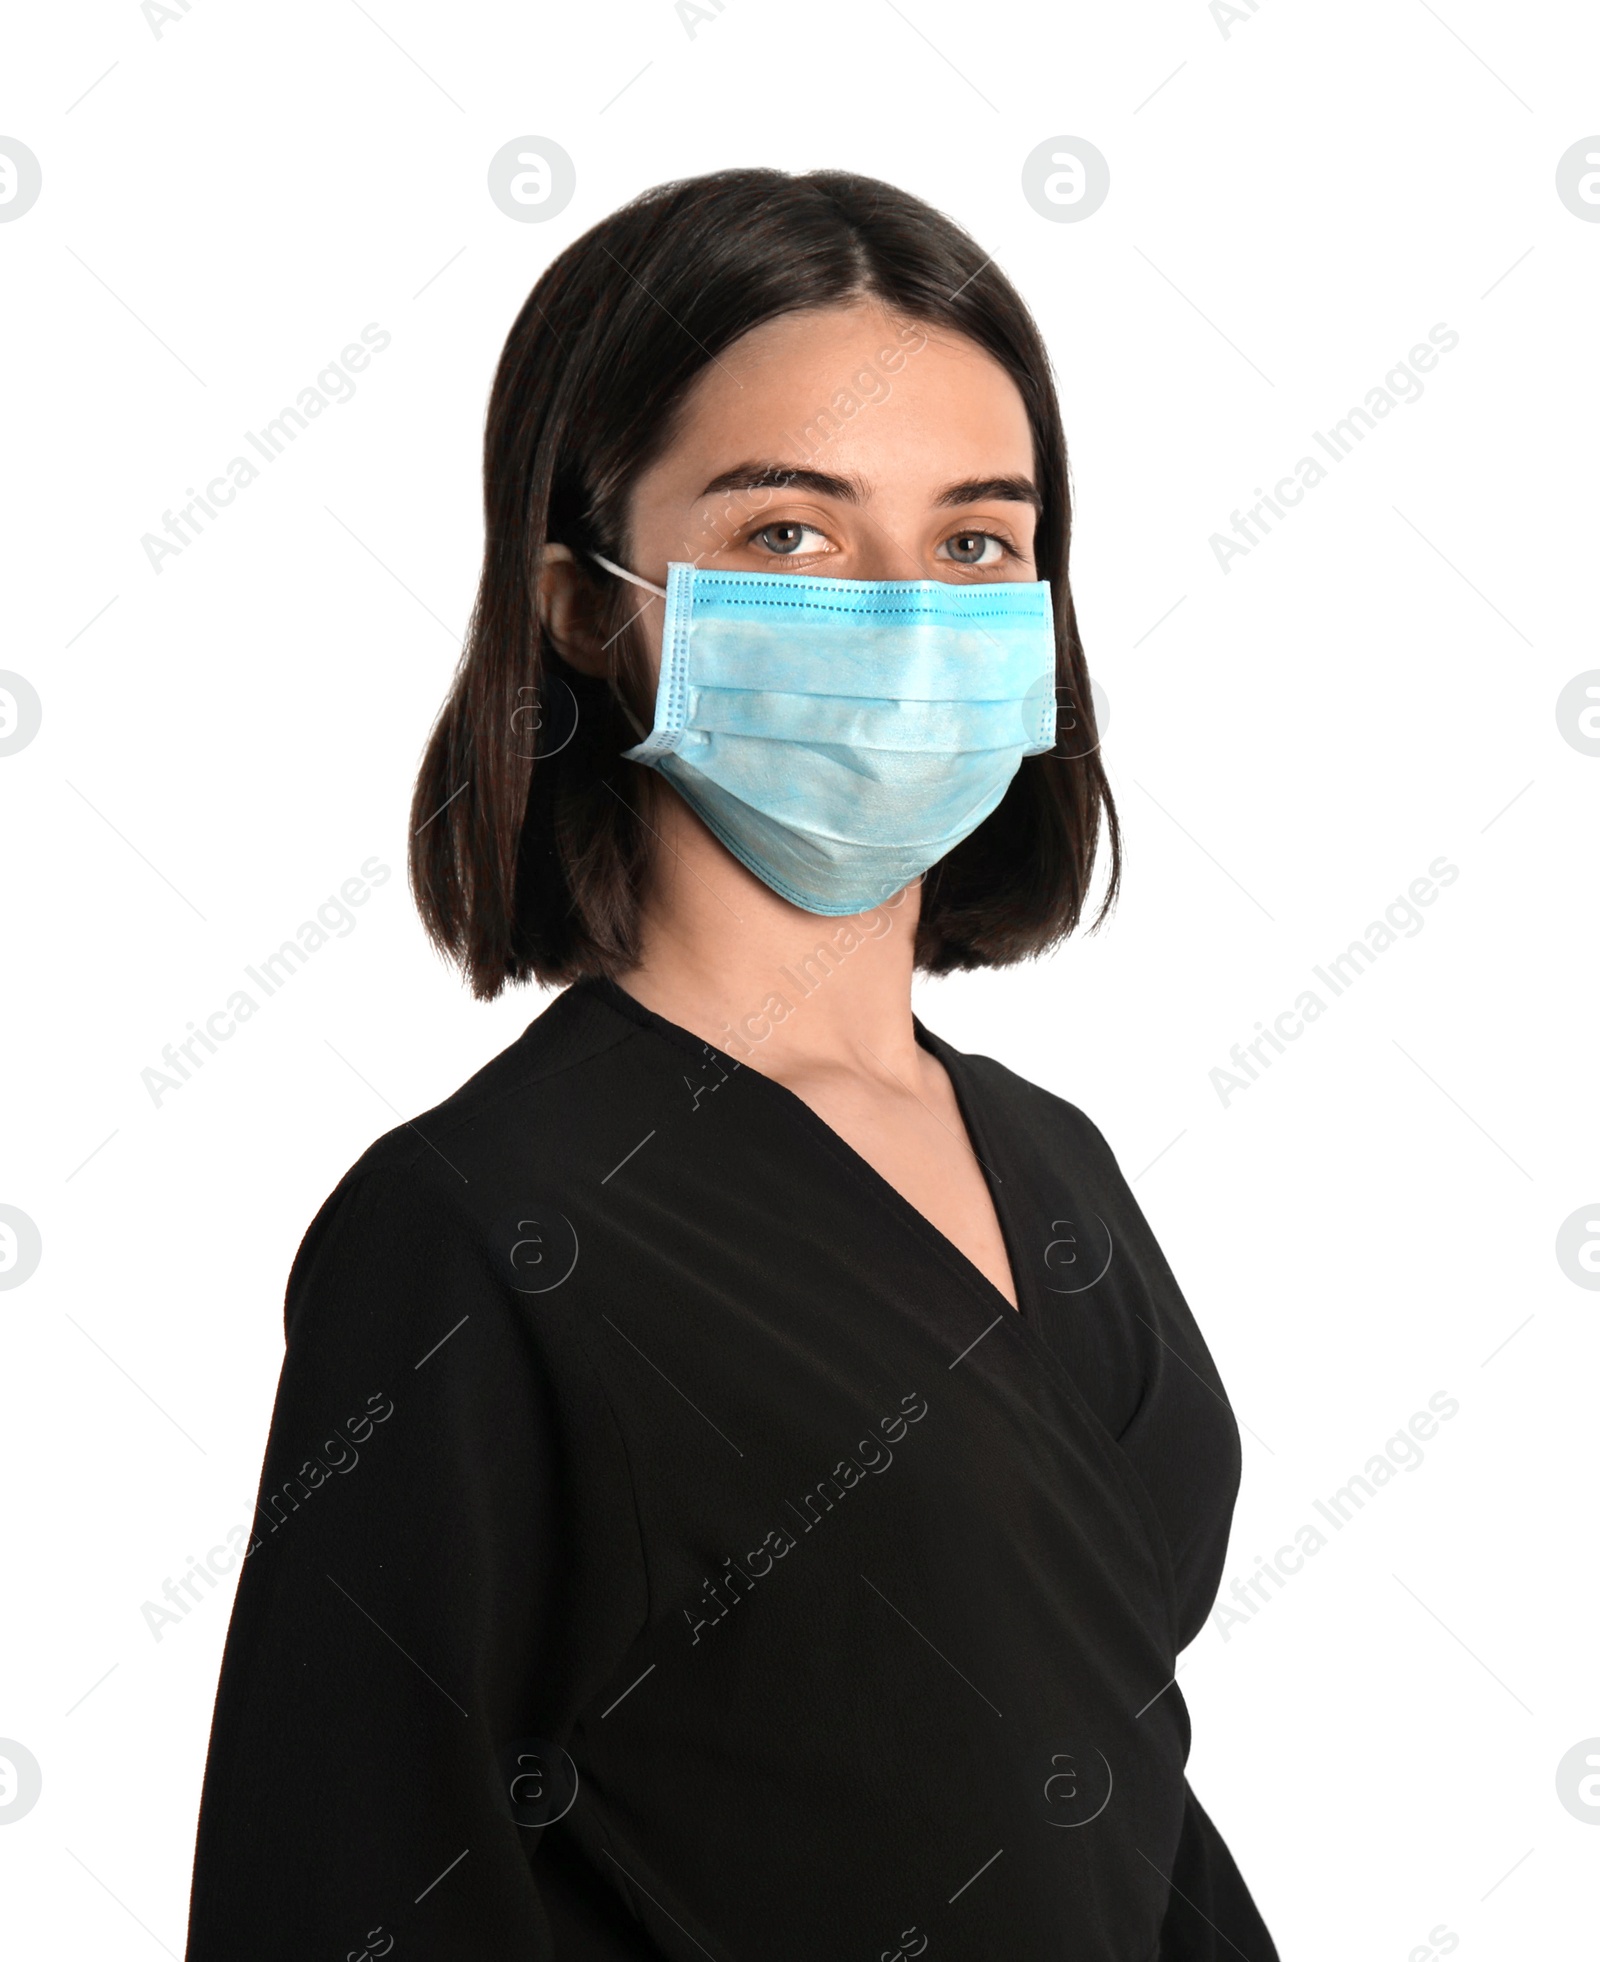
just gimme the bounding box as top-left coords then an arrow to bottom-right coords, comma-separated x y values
755,1049 -> 1023,1310
522,1032 -> 1240,1641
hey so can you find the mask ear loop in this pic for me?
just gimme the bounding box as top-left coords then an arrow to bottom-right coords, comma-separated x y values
589,550 -> 667,600
587,551 -> 666,741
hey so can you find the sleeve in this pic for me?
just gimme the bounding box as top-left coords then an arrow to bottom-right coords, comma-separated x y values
1158,1781 -> 1281,1961
183,1144 -> 648,1960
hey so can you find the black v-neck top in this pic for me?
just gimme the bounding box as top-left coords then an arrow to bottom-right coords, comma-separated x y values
185,976 -> 1278,1961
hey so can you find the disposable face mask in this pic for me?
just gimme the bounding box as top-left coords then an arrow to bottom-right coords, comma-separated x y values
591,554 -> 1059,917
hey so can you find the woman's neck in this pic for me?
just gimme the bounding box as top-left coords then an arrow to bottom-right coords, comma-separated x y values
610,785 -> 926,1089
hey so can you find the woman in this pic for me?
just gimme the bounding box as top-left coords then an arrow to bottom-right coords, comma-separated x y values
186,168 -> 1279,1961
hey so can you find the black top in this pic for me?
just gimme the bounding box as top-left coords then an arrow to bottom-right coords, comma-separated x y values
185,975 -> 1278,1961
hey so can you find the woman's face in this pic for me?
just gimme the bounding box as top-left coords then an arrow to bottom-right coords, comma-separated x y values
617,299 -> 1040,684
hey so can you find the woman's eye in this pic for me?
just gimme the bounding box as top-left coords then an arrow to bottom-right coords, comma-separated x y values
751,522 -> 828,557
939,531 -> 1008,566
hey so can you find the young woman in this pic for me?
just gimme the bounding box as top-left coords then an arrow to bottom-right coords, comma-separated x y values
186,168 -> 1279,1961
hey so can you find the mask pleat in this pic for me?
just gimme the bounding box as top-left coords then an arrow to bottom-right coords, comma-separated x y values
607,560 -> 1063,915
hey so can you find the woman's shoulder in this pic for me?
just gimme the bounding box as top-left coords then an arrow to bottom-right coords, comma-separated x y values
282,979 -> 643,1339
928,1022 -> 1127,1181
327,976 -> 641,1188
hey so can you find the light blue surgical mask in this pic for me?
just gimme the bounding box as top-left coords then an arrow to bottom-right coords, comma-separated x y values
590,554 -> 1059,917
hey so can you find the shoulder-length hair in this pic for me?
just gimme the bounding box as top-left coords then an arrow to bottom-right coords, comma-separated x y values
410,166 -> 1118,998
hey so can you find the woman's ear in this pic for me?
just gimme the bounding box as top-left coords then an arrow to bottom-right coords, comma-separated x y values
536,543 -> 609,677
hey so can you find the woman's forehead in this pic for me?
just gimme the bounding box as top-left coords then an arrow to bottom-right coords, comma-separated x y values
640,303 -> 1034,505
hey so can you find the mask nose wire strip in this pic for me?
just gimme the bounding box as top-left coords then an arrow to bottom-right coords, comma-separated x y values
587,551 -> 661,740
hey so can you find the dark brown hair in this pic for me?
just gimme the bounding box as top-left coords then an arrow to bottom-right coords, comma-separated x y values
409,166 -> 1119,997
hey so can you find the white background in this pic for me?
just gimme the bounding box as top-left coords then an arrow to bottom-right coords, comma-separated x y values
3,1 -> 1597,1955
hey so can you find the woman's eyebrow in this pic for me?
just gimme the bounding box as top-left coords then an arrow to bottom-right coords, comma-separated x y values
694,463 -> 1041,512
934,475 -> 1042,512
697,462 -> 864,501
